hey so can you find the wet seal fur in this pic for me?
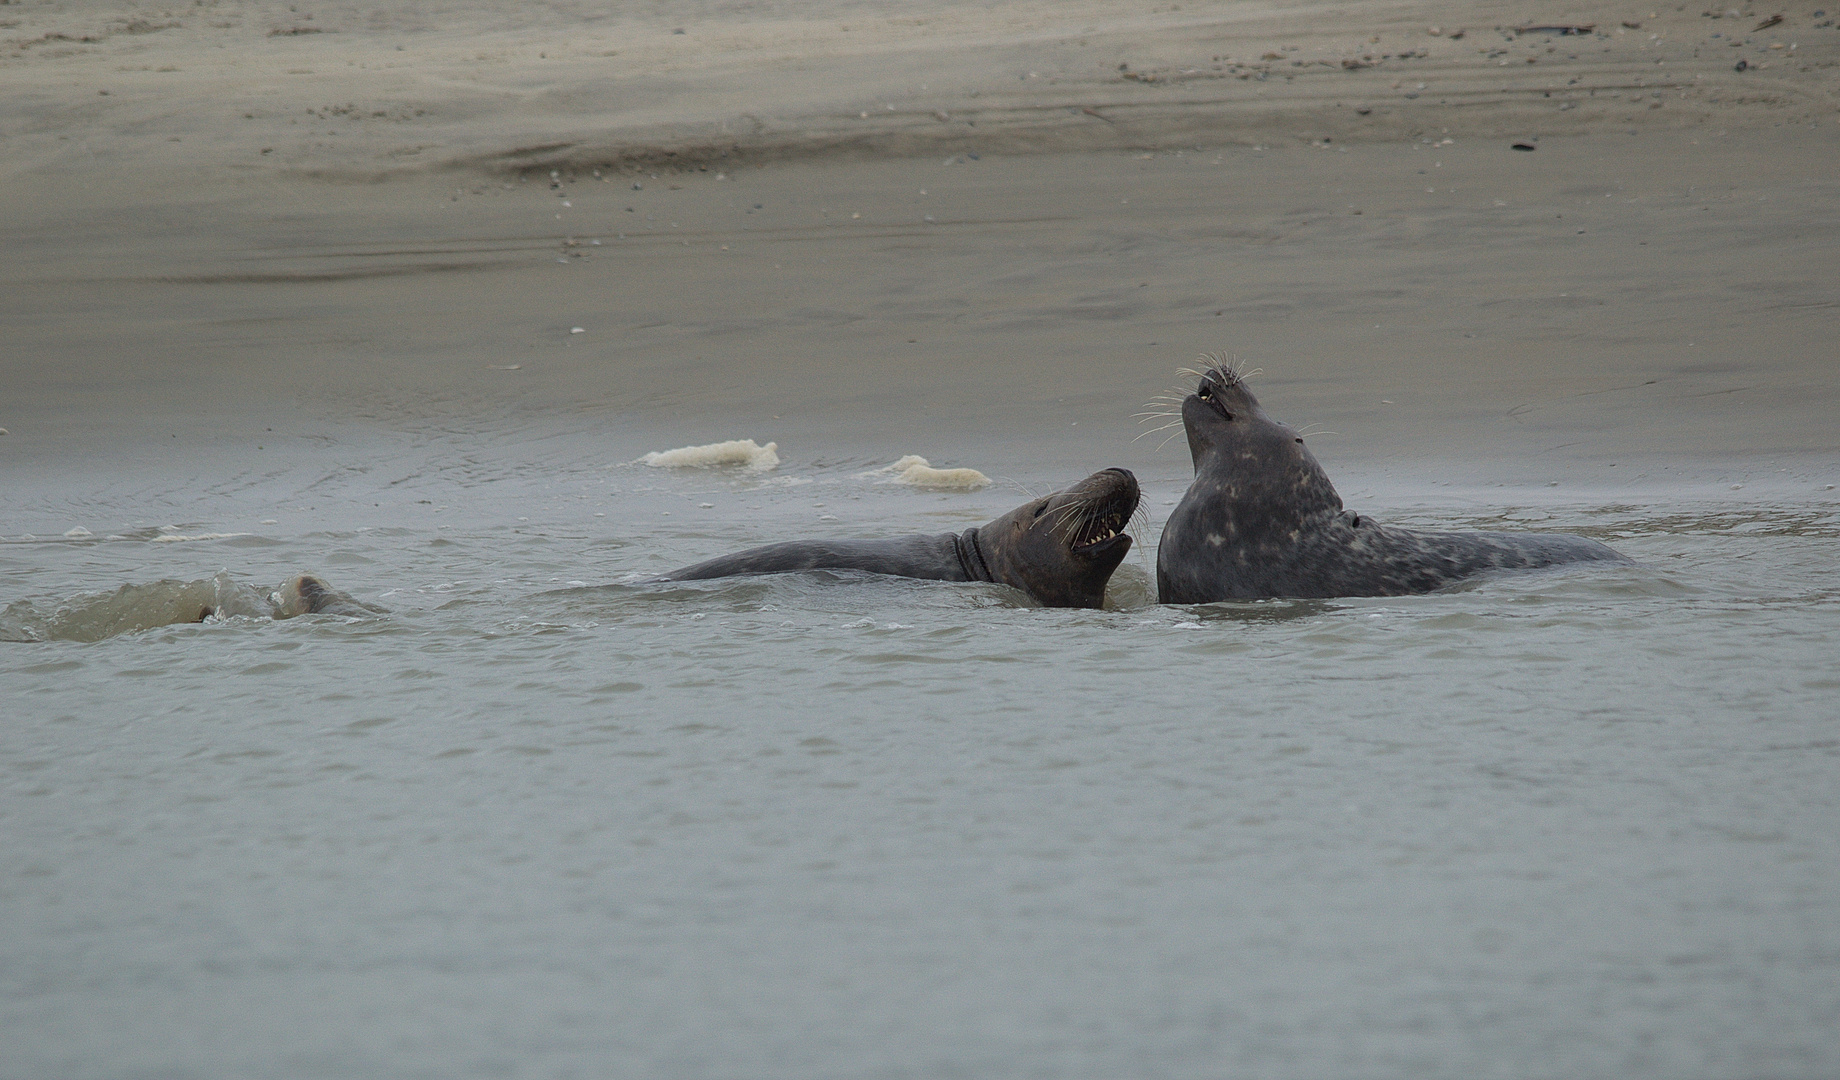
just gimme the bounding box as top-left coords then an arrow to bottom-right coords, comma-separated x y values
1155,363 -> 1625,602
665,468 -> 1140,608
196,574 -> 376,622
269,574 -> 376,619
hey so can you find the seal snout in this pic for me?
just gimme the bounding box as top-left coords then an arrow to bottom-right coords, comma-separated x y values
1062,468 -> 1140,553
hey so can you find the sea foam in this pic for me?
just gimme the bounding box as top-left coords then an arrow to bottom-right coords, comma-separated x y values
862,455 -> 991,490
639,439 -> 779,471
148,532 -> 253,543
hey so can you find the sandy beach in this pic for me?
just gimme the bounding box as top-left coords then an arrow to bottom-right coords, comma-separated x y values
4,3 -> 1839,1077
5,0 -> 1838,174
5,0 -> 1838,494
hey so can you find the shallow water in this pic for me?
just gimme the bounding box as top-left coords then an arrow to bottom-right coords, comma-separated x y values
7,91 -> 1840,1073
4,429 -> 1838,1078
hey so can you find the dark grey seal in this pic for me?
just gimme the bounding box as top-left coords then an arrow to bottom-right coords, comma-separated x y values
665,468 -> 1140,608
1155,363 -> 1625,603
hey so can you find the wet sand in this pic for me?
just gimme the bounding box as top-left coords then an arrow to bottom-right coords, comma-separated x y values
4,1 -> 1838,507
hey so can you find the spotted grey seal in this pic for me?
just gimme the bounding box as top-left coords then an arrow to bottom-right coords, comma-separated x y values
665,468 -> 1140,608
1154,363 -> 1624,602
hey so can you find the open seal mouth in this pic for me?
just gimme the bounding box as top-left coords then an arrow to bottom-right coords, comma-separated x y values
1051,468 -> 1140,555
1071,508 -> 1131,552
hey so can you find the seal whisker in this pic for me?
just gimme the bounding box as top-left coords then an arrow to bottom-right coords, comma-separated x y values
1132,418 -> 1184,440
1056,500 -> 1112,547
1042,492 -> 1082,524
1194,352 -> 1261,388
1002,479 -> 1039,500
1056,509 -> 1096,545
1128,504 -> 1155,546
1128,503 -> 1157,575
1143,382 -> 1197,412
1047,499 -> 1092,539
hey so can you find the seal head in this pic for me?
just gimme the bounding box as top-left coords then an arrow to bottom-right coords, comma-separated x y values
971,467 -> 1139,608
271,574 -> 380,618
1157,363 -> 1625,602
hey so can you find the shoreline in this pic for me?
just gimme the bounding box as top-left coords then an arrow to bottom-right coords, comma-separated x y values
5,128 -> 1837,498
2,3 -> 1836,508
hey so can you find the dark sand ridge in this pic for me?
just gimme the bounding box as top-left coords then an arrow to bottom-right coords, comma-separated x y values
4,0 -> 1836,176
3,1 -> 1836,504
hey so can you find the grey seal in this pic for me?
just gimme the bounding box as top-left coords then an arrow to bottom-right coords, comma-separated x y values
1155,363 -> 1625,602
269,574 -> 376,619
0,572 -> 377,643
200,574 -> 374,622
664,468 -> 1140,608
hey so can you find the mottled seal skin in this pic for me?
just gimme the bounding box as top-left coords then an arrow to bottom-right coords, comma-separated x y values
1156,366 -> 1625,603
665,468 -> 1140,608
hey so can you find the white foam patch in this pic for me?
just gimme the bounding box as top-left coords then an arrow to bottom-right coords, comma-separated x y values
639,439 -> 779,471
148,532 -> 252,543
860,455 -> 991,490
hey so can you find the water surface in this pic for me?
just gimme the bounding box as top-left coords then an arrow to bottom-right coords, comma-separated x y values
4,432 -> 1837,1078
